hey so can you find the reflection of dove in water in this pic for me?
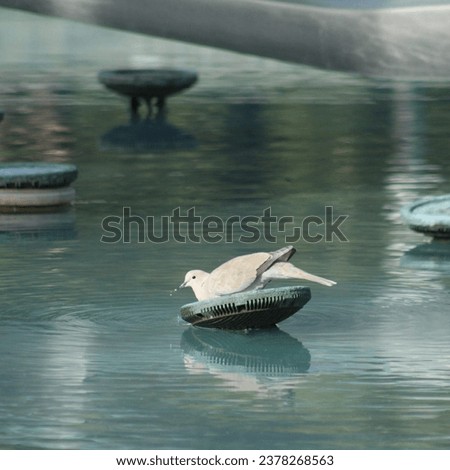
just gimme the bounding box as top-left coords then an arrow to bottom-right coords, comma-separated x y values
180,245 -> 336,301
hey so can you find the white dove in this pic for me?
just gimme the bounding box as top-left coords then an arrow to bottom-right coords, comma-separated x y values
180,245 -> 336,301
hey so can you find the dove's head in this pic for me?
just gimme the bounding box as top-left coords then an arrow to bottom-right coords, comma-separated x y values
179,270 -> 210,300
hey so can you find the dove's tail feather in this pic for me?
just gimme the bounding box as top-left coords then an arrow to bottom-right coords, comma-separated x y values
262,262 -> 336,287
293,269 -> 337,287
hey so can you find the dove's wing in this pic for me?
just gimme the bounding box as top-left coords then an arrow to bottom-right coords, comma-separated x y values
206,252 -> 272,296
255,245 -> 296,277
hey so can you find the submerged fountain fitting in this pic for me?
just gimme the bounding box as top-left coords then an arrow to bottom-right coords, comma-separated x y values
0,163 -> 78,213
180,286 -> 311,330
401,195 -> 450,239
98,68 -> 198,118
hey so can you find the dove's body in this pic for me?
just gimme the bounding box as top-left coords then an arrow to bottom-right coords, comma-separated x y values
181,246 -> 336,301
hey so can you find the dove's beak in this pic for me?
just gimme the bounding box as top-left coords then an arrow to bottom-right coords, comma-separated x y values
179,281 -> 187,289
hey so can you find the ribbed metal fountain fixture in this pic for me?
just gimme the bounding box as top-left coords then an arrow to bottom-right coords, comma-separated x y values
180,286 -> 311,330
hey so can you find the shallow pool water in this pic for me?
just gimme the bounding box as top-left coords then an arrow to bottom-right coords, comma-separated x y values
0,8 -> 449,450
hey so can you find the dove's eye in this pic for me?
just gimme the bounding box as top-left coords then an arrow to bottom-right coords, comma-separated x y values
192,275 -> 196,279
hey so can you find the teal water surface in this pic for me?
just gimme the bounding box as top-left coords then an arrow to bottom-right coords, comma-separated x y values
0,9 -> 449,450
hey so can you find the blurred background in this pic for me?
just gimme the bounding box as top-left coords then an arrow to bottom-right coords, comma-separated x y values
0,4 -> 449,450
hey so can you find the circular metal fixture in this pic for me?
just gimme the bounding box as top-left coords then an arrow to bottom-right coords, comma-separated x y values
98,68 -> 198,116
0,163 -> 78,189
401,195 -> 450,239
0,163 -> 77,212
180,286 -> 311,330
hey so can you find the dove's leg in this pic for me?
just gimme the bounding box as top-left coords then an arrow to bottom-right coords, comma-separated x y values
262,262 -> 336,287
